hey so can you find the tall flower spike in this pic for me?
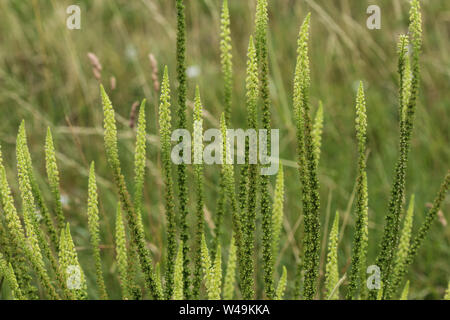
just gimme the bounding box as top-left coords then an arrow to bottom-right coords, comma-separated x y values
386,195 -> 415,299
115,204 -> 130,300
0,145 -> 36,298
0,252 -> 24,300
16,123 -> 59,299
173,242 -> 184,300
295,13 -> 321,301
176,0 -> 190,299
325,212 -> 340,300
220,113 -> 244,294
45,127 -> 66,232
133,99 -> 147,238
59,223 -> 88,300
223,234 -> 237,300
240,36 -> 259,300
19,124 -> 59,252
255,0 -> 274,298
220,0 -> 233,124
275,266 -> 287,300
158,67 -> 177,299
87,162 -> 108,299
373,0 -> 422,299
347,82 -> 369,300
292,14 -> 311,300
101,84 -> 161,299
192,86 -> 205,299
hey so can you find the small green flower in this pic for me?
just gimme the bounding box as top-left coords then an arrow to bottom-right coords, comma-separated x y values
87,162 -> 108,299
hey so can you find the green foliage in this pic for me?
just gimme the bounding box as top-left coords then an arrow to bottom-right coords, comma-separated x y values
0,0 -> 448,301
325,212 -> 340,300
86,162 -> 108,299
347,82 -> 369,300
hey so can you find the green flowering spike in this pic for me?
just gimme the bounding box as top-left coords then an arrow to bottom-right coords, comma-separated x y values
220,0 -> 233,124
239,36 -> 259,300
158,67 -> 177,299
223,235 -> 237,300
220,113 -> 244,293
255,1 -> 274,298
386,195 -> 415,299
59,223 -> 88,300
101,84 -> 161,299
18,124 -> 59,253
272,163 -> 284,255
45,127 -> 66,233
19,125 -> 65,293
16,124 -> 59,299
176,0 -> 190,299
200,235 -> 222,300
400,280 -> 410,300
312,102 -> 324,166
173,242 -> 184,300
373,0 -> 422,299
87,162 -> 108,299
444,282 -> 450,300
0,145 -> 36,299
294,13 -> 321,301
133,99 -> 147,238
275,266 -> 287,300
0,252 -> 24,300
192,86 -> 205,299
326,212 -> 340,300
115,204 -> 130,300
347,82 -> 369,300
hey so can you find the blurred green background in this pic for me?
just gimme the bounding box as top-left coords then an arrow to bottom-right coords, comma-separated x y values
0,0 -> 448,299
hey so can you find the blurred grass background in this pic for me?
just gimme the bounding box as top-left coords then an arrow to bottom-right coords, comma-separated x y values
0,0 -> 448,299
